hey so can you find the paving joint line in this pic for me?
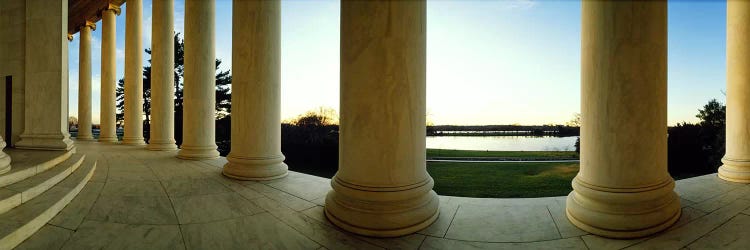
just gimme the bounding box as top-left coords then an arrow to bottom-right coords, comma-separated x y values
624,207 -> 709,249
578,236 -> 591,250
45,222 -> 76,249
442,204 -> 461,238
681,213 -> 743,248
140,150 -> 191,249
436,234 -> 584,244
76,158 -> 109,227
546,205 -> 563,239
45,221 -> 77,232
44,223 -> 75,232
248,181 -> 317,211
417,234 -> 429,249
258,199 -> 381,250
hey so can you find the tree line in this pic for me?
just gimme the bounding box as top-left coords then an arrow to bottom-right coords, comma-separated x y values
668,99 -> 726,179
427,125 -> 579,137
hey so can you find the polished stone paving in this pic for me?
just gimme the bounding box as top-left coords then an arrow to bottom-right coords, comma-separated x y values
16,142 -> 750,249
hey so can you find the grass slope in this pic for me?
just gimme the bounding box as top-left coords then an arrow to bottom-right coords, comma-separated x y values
427,161 -> 579,198
426,149 -> 578,159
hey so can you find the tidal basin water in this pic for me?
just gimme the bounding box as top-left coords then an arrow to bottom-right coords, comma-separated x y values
426,136 -> 578,151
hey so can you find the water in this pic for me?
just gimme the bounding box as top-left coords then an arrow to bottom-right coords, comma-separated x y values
426,136 -> 578,151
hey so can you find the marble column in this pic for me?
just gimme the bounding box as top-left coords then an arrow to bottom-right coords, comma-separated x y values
0,136 -> 10,175
566,1 -> 681,238
720,1 -> 750,183
99,5 -> 120,142
123,0 -> 145,145
15,0 -> 74,151
222,0 -> 287,180
147,0 -> 177,150
77,21 -> 95,141
325,1 -> 439,237
177,0 -> 219,159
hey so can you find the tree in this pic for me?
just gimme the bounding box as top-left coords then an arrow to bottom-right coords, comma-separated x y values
566,113 -> 581,127
696,99 -> 726,170
696,99 -> 725,128
116,33 -> 232,144
115,65 -> 151,127
282,109 -> 340,178
289,107 -> 338,127
214,61 -> 232,118
668,98 -> 727,178
668,122 -> 706,178
68,116 -> 78,129
166,33 -> 231,118
567,113 -> 581,154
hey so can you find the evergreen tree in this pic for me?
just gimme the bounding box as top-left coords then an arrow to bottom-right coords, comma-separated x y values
116,32 -> 232,144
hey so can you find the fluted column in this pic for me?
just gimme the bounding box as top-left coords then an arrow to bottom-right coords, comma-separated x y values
123,0 -> 145,145
99,5 -> 120,142
325,1 -> 438,237
0,136 -> 10,175
77,21 -> 96,141
15,0 -> 74,151
178,0 -> 219,159
720,1 -> 750,183
147,0 -> 177,150
222,0 -> 287,180
566,1 -> 681,239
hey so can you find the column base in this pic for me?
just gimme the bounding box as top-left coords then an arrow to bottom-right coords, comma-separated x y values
76,135 -> 95,141
718,157 -> 750,183
16,134 -> 75,151
98,135 -> 119,143
177,145 -> 219,160
122,137 -> 146,145
222,154 -> 288,180
0,152 -> 10,175
565,177 -> 681,239
147,139 -> 178,151
324,176 -> 440,237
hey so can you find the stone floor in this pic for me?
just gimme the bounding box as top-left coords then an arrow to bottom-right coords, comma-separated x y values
15,142 -> 750,249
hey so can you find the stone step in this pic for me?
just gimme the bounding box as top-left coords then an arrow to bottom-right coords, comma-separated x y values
0,155 -> 96,250
0,150 -> 74,188
0,154 -> 85,214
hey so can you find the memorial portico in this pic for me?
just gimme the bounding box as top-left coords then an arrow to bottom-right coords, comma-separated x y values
0,0 -> 747,249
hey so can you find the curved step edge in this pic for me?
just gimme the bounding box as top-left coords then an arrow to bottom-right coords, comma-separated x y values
0,154 -> 86,215
0,158 -> 96,250
0,150 -> 75,188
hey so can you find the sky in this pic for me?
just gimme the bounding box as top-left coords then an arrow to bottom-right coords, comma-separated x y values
67,0 -> 727,126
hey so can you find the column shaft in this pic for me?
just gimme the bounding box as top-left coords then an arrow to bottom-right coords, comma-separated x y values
123,0 -> 145,145
324,1 -> 438,237
178,0 -> 219,159
720,1 -> 750,183
222,0 -> 287,180
77,23 -> 95,140
15,0 -> 73,150
565,1 -> 680,238
147,0 -> 177,150
99,6 -> 119,142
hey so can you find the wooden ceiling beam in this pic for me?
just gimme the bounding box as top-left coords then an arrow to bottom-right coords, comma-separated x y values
68,0 -> 126,35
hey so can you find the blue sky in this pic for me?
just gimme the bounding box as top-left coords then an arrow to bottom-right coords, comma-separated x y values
67,0 -> 727,126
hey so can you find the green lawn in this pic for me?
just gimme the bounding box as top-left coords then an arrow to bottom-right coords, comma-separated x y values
427,161 -> 579,198
426,149 -> 578,159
